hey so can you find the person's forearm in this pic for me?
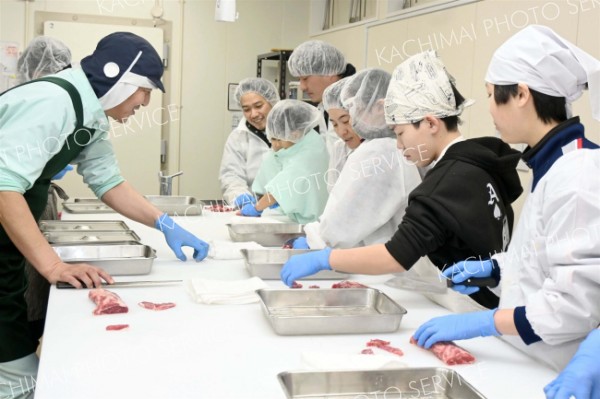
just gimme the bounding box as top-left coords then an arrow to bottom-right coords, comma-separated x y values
329,244 -> 407,274
0,191 -> 62,277
494,308 -> 518,335
101,181 -> 163,227
255,192 -> 277,211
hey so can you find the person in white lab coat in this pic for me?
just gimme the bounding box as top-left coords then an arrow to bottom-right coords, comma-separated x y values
299,69 -> 421,250
219,78 -> 279,207
413,25 -> 600,373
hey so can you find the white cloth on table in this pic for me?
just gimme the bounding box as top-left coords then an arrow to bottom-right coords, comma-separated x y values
188,277 -> 268,305
207,240 -> 263,260
301,350 -> 407,371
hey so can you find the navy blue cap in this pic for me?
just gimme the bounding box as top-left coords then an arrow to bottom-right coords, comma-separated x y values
81,32 -> 165,98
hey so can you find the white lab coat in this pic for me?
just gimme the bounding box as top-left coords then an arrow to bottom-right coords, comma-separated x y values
495,149 -> 600,371
304,138 -> 421,249
326,139 -> 354,190
219,118 -> 270,204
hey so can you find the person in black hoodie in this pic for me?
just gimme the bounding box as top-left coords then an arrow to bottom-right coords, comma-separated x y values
280,51 -> 522,310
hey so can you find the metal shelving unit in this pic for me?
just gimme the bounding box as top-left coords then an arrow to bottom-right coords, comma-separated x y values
256,50 -> 293,100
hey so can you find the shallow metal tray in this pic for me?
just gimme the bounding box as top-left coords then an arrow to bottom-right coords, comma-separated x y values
227,223 -> 304,246
145,195 -> 204,216
44,230 -> 141,245
39,220 -> 131,232
257,288 -> 406,335
62,201 -> 114,214
52,244 -> 156,275
278,368 -> 487,399
241,248 -> 348,280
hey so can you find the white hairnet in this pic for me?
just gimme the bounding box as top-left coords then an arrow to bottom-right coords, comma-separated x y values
17,36 -> 71,83
235,77 -> 280,106
341,68 -> 394,140
266,99 -> 322,143
288,40 -> 346,77
322,77 -> 351,111
486,25 -> 600,121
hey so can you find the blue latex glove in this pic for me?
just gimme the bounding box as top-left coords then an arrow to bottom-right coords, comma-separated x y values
292,237 -> 310,249
52,164 -> 73,180
155,213 -> 209,261
234,193 -> 256,208
413,309 -> 500,349
544,329 -> 600,399
442,259 -> 495,295
280,247 -> 332,287
240,203 -> 262,217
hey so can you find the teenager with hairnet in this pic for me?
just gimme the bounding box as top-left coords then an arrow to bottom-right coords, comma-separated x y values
0,32 -> 209,398
281,51 -> 523,313
238,99 -> 329,224
293,69 -> 420,250
411,26 -> 600,375
219,78 -> 279,208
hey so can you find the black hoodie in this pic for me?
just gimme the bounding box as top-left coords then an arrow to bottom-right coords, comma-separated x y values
385,137 -> 523,309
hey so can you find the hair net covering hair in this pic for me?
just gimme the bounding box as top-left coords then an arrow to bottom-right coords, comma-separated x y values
234,77 -> 280,106
17,36 -> 72,83
266,99 -> 322,143
288,40 -> 346,77
340,68 -> 394,139
486,25 -> 600,121
384,51 -> 474,125
322,77 -> 350,111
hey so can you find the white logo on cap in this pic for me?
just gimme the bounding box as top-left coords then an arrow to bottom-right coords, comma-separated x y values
103,62 -> 120,78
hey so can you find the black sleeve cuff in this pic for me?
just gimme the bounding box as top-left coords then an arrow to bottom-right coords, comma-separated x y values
514,306 -> 542,345
490,259 -> 501,287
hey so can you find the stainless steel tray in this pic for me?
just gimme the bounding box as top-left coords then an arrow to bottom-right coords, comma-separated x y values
241,248 -> 348,280
145,195 -> 204,216
62,201 -> 114,214
278,368 -> 487,398
52,244 -> 156,275
227,223 -> 304,246
39,220 -> 131,232
257,288 -> 406,335
44,230 -> 141,245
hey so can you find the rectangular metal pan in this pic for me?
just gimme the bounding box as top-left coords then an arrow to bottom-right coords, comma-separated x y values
62,201 -> 114,214
52,244 -> 156,276
44,230 -> 141,245
241,248 -> 347,280
227,223 -> 304,246
39,220 -> 131,232
145,195 -> 204,216
278,368 -> 487,398
257,288 -> 406,335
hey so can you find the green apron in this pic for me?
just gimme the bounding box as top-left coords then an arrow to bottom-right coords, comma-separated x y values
0,77 -> 96,362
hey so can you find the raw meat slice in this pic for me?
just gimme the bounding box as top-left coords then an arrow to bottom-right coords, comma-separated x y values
331,281 -> 368,289
366,339 -> 404,357
409,337 -> 475,365
106,324 -> 129,331
291,281 -> 303,289
360,348 -> 374,355
308,285 -> 320,289
204,204 -> 234,212
89,289 -> 128,315
138,301 -> 176,311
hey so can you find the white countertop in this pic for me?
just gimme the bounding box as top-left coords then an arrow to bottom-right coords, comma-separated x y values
34,210 -> 556,399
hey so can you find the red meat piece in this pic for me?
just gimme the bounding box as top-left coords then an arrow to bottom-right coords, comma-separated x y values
89,289 -> 128,315
291,281 -> 303,289
205,204 -> 234,212
366,339 -> 404,357
331,281 -> 368,289
106,324 -> 129,331
409,337 -> 475,365
138,301 -> 176,311
308,285 -> 320,289
360,348 -> 374,355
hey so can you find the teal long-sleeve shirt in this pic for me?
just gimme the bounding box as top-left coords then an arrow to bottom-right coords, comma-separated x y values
0,68 -> 124,198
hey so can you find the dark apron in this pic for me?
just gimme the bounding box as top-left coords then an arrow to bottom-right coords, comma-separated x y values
0,77 -> 96,362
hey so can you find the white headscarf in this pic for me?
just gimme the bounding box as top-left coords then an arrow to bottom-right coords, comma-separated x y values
384,50 -> 473,125
486,25 -> 600,121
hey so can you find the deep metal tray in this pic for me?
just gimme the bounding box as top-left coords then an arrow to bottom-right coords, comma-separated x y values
257,288 -> 406,335
227,223 -> 304,246
62,200 -> 114,214
241,248 -> 348,280
39,220 -> 131,232
44,230 -> 141,245
278,368 -> 487,398
52,244 -> 156,275
145,195 -> 204,216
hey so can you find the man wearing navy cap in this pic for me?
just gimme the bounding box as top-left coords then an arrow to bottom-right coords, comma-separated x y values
0,32 -> 208,398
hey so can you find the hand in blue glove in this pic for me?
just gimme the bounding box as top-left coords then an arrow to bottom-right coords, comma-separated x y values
155,213 -> 209,261
52,164 -> 73,180
280,248 -> 332,287
413,309 -> 500,349
234,193 -> 256,208
544,329 -> 600,399
442,258 -> 496,295
292,237 -> 310,249
240,203 -> 262,217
